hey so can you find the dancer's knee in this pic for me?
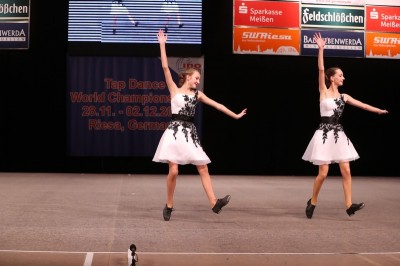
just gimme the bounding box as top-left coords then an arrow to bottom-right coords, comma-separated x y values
168,164 -> 179,177
196,164 -> 208,175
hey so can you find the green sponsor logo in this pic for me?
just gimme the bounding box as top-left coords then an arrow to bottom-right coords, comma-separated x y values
0,0 -> 30,19
302,5 -> 364,30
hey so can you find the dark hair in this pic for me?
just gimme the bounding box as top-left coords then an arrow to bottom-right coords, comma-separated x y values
325,67 -> 340,88
178,68 -> 200,87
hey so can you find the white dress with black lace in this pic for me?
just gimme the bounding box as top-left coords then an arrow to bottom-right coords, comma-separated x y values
153,91 -> 211,165
161,0 -> 180,14
302,95 -> 360,165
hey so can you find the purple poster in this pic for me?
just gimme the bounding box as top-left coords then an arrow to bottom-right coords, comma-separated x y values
67,56 -> 204,156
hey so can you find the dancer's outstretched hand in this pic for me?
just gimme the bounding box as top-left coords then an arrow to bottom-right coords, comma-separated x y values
237,108 -> 247,119
313,32 -> 326,49
157,29 -> 167,44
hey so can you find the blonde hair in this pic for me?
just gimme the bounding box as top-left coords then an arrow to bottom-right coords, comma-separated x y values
178,68 -> 200,87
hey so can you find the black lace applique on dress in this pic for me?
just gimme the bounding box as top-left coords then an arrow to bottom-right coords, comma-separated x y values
318,95 -> 349,144
168,91 -> 202,147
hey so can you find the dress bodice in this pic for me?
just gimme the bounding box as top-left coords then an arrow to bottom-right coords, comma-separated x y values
110,2 -> 129,15
319,95 -> 345,118
171,91 -> 198,117
318,95 -> 346,143
303,94 -> 359,164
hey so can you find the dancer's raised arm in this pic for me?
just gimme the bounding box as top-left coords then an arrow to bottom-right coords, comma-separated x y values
157,29 -> 177,96
314,32 -> 327,94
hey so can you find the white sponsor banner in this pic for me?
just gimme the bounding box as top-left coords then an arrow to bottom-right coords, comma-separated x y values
366,0 -> 400,6
301,0 -> 365,5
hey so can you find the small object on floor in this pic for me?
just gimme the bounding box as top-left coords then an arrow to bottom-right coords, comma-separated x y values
129,243 -> 138,266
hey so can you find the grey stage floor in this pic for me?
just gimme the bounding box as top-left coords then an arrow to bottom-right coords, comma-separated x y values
0,172 -> 399,266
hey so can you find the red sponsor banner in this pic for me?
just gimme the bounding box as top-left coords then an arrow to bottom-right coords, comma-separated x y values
365,32 -> 400,58
366,6 -> 400,33
233,27 -> 300,55
234,0 -> 300,28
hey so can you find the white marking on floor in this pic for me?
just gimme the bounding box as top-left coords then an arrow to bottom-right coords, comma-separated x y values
127,249 -> 132,266
84,252 -> 94,266
0,250 -> 399,255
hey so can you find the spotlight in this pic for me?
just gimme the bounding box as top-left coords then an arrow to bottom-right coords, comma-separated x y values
129,243 -> 138,266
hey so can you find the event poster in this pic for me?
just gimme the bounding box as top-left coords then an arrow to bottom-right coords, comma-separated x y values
67,56 -> 204,156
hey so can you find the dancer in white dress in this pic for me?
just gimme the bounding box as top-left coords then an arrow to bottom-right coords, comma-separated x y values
153,29 -> 247,221
302,32 -> 389,219
110,0 -> 138,34
161,0 -> 183,33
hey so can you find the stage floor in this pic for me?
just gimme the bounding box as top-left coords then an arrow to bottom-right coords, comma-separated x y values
0,173 -> 399,266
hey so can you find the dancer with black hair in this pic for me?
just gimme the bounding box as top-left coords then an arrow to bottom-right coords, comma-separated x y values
302,32 -> 389,219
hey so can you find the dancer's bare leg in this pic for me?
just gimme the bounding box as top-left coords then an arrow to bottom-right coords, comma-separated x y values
339,161 -> 352,208
196,164 -> 217,207
164,17 -> 170,32
166,162 -> 179,208
176,13 -> 182,26
311,164 -> 329,205
127,14 -> 138,26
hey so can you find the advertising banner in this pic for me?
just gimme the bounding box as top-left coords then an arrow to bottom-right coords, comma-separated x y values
301,29 -> 365,57
234,0 -> 300,28
366,0 -> 400,7
366,6 -> 400,33
233,0 -> 400,58
302,0 -> 365,6
365,31 -> 400,58
301,5 -> 365,30
234,27 -> 300,55
0,0 -> 30,49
